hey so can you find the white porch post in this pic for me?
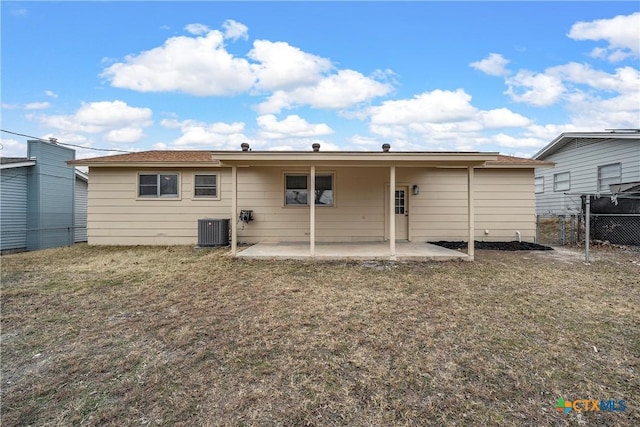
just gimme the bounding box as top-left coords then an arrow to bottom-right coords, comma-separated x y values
467,165 -> 475,260
389,166 -> 396,258
231,165 -> 237,256
310,165 -> 316,257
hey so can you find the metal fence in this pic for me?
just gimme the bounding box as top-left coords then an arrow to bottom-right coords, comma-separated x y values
590,214 -> 640,246
536,214 -> 582,246
536,213 -> 640,246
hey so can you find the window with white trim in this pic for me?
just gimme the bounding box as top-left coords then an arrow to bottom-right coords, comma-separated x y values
194,174 -> 218,198
535,176 -> 544,194
138,173 -> 179,197
598,163 -> 621,192
285,174 -> 334,206
553,172 -> 570,192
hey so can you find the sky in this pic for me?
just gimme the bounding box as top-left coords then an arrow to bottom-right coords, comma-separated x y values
1,1 -> 639,160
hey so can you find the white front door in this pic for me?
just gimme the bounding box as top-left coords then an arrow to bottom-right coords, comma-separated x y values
395,186 -> 408,240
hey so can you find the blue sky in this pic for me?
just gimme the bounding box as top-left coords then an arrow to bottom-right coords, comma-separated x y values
1,1 -> 638,159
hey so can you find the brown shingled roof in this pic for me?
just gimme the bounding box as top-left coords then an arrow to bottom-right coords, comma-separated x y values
68,150 -> 551,167
492,155 -> 550,165
68,150 -> 213,164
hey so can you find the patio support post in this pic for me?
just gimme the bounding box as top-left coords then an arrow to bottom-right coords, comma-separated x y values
467,165 -> 475,260
390,166 -> 396,259
310,165 -> 316,256
231,165 -> 237,256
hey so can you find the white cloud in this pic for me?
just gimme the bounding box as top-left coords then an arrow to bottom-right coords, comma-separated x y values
268,138 -> 340,151
45,90 -> 58,99
257,114 -> 333,139
568,12 -> 640,61
39,100 -> 152,134
222,19 -> 248,41
249,40 -> 332,91
480,108 -> 531,128
102,27 -> 254,96
24,102 -> 51,110
105,127 -> 145,143
370,89 -> 477,125
364,89 -> 539,152
258,69 -> 393,114
492,133 -> 545,149
162,118 -> 252,149
102,21 -> 392,114
185,23 -> 210,35
2,103 -> 19,110
504,70 -> 565,106
0,138 -> 26,157
470,53 -> 510,77
548,63 -> 640,93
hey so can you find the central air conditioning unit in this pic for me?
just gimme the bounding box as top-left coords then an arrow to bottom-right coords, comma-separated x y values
198,219 -> 230,247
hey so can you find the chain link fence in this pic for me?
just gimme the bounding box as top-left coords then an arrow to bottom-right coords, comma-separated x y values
536,213 -> 640,246
536,214 -> 581,246
590,214 -> 640,246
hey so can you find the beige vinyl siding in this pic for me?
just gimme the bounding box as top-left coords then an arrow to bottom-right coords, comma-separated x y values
399,168 -> 535,242
87,165 -> 536,245
88,168 -> 230,245
236,167 -> 386,243
474,169 -> 535,242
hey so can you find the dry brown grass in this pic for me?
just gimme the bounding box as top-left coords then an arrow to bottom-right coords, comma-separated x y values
2,244 -> 639,426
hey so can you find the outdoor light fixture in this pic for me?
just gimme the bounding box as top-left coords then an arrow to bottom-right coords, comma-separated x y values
412,185 -> 420,195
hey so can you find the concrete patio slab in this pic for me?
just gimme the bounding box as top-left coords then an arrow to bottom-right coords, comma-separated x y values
236,241 -> 469,261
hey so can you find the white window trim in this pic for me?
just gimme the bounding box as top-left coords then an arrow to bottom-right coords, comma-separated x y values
192,172 -> 220,200
136,172 -> 181,200
283,171 -> 336,207
598,162 -> 621,193
553,172 -> 570,192
535,176 -> 544,194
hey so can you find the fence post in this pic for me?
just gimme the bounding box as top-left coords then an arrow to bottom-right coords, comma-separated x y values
585,198 -> 590,264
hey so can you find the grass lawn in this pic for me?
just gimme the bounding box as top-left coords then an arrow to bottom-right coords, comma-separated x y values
1,244 -> 638,426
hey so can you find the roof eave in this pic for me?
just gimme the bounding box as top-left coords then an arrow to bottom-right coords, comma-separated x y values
0,161 -> 36,169
67,160 -> 221,168
533,131 -> 640,160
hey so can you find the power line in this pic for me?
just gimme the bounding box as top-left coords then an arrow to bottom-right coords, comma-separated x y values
0,129 -> 132,153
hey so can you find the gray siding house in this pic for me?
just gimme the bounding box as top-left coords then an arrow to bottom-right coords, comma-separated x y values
0,139 -> 87,253
533,131 -> 640,215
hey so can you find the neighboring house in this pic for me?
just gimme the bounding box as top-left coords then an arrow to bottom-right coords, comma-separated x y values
533,131 -> 640,215
69,145 -> 549,260
0,140 -> 87,253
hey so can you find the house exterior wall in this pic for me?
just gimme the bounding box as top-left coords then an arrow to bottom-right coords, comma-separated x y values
397,168 -> 535,242
535,139 -> 640,215
1,166 -> 29,251
88,167 -> 232,245
74,176 -> 88,243
87,165 -> 536,245
26,140 -> 76,250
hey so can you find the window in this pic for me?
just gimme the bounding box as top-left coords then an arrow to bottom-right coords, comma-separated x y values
285,174 -> 334,206
598,163 -> 621,192
535,176 -> 544,194
553,172 -> 570,192
138,174 -> 179,197
194,174 -> 217,198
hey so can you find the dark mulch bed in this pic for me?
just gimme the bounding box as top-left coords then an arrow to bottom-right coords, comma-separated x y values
429,240 -> 553,251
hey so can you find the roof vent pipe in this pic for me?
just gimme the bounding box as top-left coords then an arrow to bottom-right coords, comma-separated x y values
241,142 -> 250,152
312,143 -> 320,152
382,143 -> 391,152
